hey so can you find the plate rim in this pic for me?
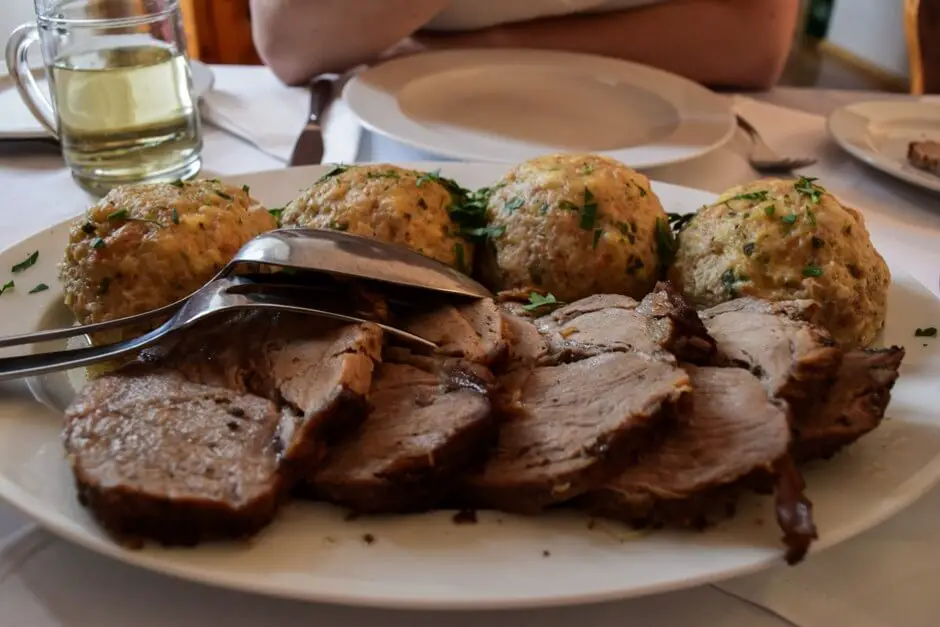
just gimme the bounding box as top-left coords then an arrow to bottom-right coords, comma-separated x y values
0,59 -> 215,140
0,165 -> 938,609
827,99 -> 940,195
343,48 -> 736,168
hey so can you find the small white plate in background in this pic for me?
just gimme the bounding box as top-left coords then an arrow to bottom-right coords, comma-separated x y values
344,49 -> 735,168
828,100 -> 940,194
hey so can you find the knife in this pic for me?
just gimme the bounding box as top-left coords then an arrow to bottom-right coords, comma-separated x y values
289,76 -> 336,166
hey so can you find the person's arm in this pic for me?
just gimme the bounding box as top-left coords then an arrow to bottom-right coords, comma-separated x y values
249,0 -> 447,85
415,0 -> 801,90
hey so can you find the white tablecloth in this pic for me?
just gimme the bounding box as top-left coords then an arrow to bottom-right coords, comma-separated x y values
1,66 -> 939,627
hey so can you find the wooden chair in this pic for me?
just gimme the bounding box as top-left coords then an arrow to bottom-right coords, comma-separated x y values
180,0 -> 261,65
905,0 -> 940,94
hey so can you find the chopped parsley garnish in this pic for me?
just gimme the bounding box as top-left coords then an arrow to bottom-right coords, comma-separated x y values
81,223 -> 96,234
802,265 -> 823,277
764,205 -> 776,217
454,243 -> 467,274
169,179 -> 185,188
91,238 -> 106,249
743,242 -> 756,257
795,176 -> 823,203
462,225 -> 505,242
504,197 -> 524,214
242,184 -> 250,194
915,327 -> 938,337
268,207 -> 284,221
11,251 -> 39,273
617,221 -> 637,244
811,236 -> 824,249
581,163 -> 594,174
366,170 -> 400,179
316,164 -> 349,183
730,190 -> 769,202
579,188 -> 598,230
592,228 -> 603,250
216,190 -> 233,201
721,269 -> 739,297
666,212 -> 695,233
28,283 -> 49,294
523,292 -> 563,313
106,208 -> 164,228
626,256 -> 645,274
0,280 -> 13,296
98,277 -> 111,294
781,214 -> 798,225
805,207 -> 817,227
329,220 -> 349,231
539,202 -> 550,215
655,217 -> 677,269
637,185 -> 648,197
416,168 -> 442,188
171,208 -> 180,225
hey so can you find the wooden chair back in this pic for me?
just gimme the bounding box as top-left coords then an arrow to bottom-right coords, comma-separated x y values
906,0 -> 940,93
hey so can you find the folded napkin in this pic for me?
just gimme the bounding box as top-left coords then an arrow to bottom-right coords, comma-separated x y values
199,65 -> 362,165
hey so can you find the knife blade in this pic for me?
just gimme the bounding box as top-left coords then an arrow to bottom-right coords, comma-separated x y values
289,77 -> 336,166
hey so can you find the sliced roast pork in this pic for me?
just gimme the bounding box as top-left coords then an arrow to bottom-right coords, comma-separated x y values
163,314 -> 382,477
584,365 -> 817,564
309,351 -> 495,513
465,352 -> 691,514
701,298 -> 842,403
400,297 -> 507,366
536,282 -> 716,366
63,368 -> 284,546
792,347 -> 905,461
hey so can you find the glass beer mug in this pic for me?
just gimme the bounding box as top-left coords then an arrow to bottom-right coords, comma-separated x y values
6,0 -> 203,194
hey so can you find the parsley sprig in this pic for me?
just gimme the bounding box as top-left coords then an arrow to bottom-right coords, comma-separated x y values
523,292 -> 564,313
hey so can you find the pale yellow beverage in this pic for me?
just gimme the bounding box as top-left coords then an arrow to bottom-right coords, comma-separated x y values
50,43 -> 202,192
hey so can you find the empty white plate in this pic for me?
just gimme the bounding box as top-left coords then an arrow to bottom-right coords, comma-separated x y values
828,99 -> 940,194
344,49 -> 735,168
0,59 -> 214,140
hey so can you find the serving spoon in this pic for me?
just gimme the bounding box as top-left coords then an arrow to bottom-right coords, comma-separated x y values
0,228 -> 493,350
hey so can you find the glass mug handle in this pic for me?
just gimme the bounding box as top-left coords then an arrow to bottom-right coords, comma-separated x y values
5,23 -> 59,138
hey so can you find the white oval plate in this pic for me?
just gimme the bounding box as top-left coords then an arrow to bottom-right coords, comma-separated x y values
0,59 -> 214,140
344,50 -> 735,168
1,163 -> 939,610
828,99 -> 940,194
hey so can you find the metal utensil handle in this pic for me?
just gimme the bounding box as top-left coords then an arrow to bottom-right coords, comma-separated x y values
242,298 -> 437,349
0,300 -> 183,349
0,321 -> 172,382
5,23 -> 58,137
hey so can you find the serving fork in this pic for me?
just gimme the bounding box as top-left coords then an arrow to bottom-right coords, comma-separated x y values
736,114 -> 817,174
0,228 -> 492,351
0,275 -> 439,381
0,229 -> 494,381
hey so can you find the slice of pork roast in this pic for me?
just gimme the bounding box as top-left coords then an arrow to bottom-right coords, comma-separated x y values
583,365 -> 817,563
308,349 -> 496,514
63,368 -> 285,546
700,298 -> 842,404
792,347 -> 905,461
160,313 -> 383,478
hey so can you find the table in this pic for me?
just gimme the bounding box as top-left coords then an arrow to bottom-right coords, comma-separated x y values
1,82 -> 939,626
